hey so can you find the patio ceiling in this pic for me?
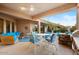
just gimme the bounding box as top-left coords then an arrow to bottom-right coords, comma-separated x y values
2,3 -> 65,16
32,3 -> 77,19
0,3 -> 77,20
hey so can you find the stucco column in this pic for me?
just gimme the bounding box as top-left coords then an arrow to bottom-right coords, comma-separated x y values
10,22 -> 12,32
38,20 -> 41,33
14,22 -> 17,32
30,23 -> 32,33
45,25 -> 48,33
3,19 -> 6,33
77,4 -> 79,30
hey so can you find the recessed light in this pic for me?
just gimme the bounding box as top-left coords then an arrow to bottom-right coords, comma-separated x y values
30,7 -> 34,11
30,5 -> 34,11
20,7 -> 26,10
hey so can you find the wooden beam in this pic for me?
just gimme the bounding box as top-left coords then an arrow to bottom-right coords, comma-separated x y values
32,3 -> 77,19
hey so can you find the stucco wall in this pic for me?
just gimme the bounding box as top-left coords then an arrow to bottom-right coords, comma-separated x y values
16,19 -> 37,34
0,13 -> 38,34
77,7 -> 79,29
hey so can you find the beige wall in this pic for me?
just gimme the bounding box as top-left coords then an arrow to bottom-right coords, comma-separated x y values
16,19 -> 37,34
77,4 -> 79,29
0,13 -> 38,34
77,8 -> 79,29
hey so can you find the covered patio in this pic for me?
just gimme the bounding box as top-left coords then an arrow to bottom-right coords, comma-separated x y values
0,3 -> 77,34
0,3 -> 78,55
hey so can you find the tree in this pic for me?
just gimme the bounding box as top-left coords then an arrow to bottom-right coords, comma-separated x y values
70,26 -> 76,32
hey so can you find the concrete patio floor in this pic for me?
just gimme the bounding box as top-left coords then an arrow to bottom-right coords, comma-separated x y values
0,36 -> 76,55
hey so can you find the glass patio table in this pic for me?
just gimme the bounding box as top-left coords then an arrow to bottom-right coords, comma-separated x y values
33,33 -> 57,55
35,33 -> 52,39
35,33 -> 52,35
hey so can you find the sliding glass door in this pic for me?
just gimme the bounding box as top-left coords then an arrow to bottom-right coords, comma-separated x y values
0,18 -> 3,34
12,22 -> 14,32
0,19 -> 15,33
6,20 -> 10,33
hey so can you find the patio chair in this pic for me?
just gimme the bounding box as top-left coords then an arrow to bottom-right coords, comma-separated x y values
31,32 -> 40,44
51,34 -> 56,43
45,32 -> 53,43
45,33 -> 57,54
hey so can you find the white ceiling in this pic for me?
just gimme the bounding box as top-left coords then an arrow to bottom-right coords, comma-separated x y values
2,3 -> 65,16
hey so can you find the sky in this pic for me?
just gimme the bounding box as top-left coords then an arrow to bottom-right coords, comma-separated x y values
43,9 -> 77,26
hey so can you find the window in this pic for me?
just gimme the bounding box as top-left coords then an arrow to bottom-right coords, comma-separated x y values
6,20 -> 10,33
12,22 -> 14,32
0,18 -> 3,34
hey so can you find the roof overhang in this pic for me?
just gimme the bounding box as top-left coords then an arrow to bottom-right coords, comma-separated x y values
0,3 -> 77,21
32,3 -> 77,19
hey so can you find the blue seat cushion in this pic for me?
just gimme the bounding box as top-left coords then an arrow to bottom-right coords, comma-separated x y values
2,32 -> 21,42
